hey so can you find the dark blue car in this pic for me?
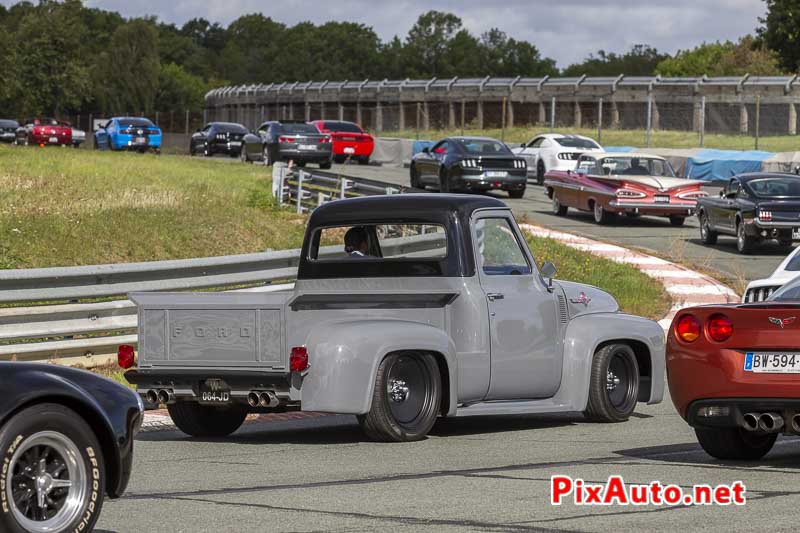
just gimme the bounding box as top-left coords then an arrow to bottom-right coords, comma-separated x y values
94,116 -> 162,153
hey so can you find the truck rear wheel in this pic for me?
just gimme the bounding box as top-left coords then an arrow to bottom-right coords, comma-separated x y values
584,343 -> 639,422
695,427 -> 776,460
358,352 -> 441,442
167,402 -> 248,438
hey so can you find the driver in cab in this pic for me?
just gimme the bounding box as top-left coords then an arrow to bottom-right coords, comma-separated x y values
344,226 -> 370,257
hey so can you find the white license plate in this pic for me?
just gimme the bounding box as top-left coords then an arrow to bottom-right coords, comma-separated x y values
793,230 -> 800,239
49,136 -> 58,143
229,141 -> 241,147
744,352 -> 800,373
299,144 -> 316,151
654,195 -> 670,204
486,171 -> 507,178
344,147 -> 356,154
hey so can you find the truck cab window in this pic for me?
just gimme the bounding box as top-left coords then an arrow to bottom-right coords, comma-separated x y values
475,218 -> 531,276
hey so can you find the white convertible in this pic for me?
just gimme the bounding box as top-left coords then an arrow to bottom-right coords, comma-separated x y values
512,133 -> 603,185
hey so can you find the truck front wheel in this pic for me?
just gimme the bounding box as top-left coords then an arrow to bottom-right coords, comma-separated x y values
167,402 -> 248,437
584,343 -> 639,422
358,352 -> 441,442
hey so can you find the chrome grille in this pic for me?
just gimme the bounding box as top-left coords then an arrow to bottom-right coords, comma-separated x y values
744,285 -> 781,303
557,294 -> 569,323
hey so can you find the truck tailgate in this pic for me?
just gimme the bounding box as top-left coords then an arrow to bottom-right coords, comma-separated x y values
130,291 -> 290,369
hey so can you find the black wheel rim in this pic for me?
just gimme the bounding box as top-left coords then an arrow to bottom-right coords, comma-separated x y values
606,352 -> 636,410
386,355 -> 433,427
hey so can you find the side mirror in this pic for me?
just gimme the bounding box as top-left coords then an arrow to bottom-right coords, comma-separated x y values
520,143 -> 526,148
541,262 -> 557,291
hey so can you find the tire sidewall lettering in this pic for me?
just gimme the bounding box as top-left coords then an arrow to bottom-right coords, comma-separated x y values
1,434 -> 25,515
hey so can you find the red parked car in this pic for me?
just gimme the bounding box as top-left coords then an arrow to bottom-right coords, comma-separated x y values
15,117 -> 72,146
311,120 -> 374,165
667,278 -> 800,460
545,153 -> 707,226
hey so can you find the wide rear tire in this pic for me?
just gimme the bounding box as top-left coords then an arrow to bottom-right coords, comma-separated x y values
699,212 -> 718,244
410,164 -> 421,188
508,188 -> 525,199
358,352 -> 441,442
0,403 -> 106,533
737,220 -> 756,254
320,159 -> 332,170
669,216 -> 686,227
584,344 -> 639,422
536,160 -> 546,185
695,427 -> 776,460
167,402 -> 248,438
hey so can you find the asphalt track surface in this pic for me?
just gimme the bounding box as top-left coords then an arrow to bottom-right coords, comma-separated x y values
96,159 -> 800,532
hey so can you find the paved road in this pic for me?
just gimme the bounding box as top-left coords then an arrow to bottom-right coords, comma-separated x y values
326,163 -> 792,289
98,394 -> 800,533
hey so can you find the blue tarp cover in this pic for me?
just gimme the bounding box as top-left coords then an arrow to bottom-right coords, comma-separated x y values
603,146 -> 637,153
686,149 -> 774,182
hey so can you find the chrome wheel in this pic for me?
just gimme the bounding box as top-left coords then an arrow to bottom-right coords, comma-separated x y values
7,431 -> 87,533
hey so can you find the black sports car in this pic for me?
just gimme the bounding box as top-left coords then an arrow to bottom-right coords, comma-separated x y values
190,122 -> 248,157
240,120 -> 333,168
697,173 -> 800,253
409,136 -> 527,198
0,119 -> 18,143
0,362 -> 143,533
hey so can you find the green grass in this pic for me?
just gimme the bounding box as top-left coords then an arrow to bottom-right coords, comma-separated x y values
382,126 -> 800,152
0,145 -> 307,268
525,234 -> 669,320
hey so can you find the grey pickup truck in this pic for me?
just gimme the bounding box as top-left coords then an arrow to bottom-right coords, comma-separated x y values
124,194 -> 665,442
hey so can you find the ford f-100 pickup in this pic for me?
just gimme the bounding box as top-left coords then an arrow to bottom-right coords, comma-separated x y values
123,194 -> 665,441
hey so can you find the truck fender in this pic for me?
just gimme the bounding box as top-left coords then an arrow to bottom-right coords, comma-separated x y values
299,320 -> 458,415
555,313 -> 666,410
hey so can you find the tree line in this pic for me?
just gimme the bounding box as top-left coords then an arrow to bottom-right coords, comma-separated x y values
0,0 -> 795,119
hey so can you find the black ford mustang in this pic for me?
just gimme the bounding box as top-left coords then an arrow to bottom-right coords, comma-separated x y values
190,122 -> 248,157
0,363 -> 142,533
410,136 -> 527,198
697,173 -> 800,254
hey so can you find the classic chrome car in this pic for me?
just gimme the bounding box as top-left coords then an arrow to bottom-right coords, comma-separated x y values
545,152 -> 707,225
512,133 -> 603,185
743,246 -> 800,303
0,362 -> 143,532
696,173 -> 800,254
122,195 -> 664,442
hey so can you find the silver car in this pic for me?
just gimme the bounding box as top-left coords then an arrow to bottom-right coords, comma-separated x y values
241,120 -> 333,168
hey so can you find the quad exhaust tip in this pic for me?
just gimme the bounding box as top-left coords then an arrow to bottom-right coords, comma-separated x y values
145,389 -> 158,405
758,412 -> 784,433
742,412 -> 760,431
792,414 -> 800,434
156,389 -> 174,404
259,391 -> 279,408
247,392 -> 260,407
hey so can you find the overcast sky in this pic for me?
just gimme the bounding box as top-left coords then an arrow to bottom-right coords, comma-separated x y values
4,0 -> 767,67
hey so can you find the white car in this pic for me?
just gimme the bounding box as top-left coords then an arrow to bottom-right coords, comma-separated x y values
743,246 -> 800,302
512,133 -> 603,185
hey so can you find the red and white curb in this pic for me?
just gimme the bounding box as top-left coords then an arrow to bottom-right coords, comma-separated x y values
140,224 -> 737,432
519,224 -> 739,331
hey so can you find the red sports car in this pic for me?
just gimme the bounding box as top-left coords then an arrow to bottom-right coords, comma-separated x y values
667,278 -> 800,460
311,120 -> 374,165
15,117 -> 72,146
545,152 -> 707,226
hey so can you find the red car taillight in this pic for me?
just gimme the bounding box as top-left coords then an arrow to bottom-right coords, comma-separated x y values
321,136 -> 331,143
118,344 -> 135,369
708,314 -> 733,342
279,136 -> 294,143
675,314 -> 701,343
290,346 -> 309,372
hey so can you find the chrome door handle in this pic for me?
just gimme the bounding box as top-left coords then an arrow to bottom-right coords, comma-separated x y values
487,293 -> 504,301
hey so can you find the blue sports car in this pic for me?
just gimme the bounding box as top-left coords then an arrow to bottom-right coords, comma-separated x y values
95,116 -> 162,153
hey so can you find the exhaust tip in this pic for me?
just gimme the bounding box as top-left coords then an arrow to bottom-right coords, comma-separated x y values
792,414 -> 800,434
758,412 -> 784,432
157,389 -> 172,404
742,412 -> 760,431
144,389 -> 158,404
247,392 -> 260,407
259,392 -> 270,408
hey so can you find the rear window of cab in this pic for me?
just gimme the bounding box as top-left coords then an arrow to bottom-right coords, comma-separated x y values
309,224 -> 447,261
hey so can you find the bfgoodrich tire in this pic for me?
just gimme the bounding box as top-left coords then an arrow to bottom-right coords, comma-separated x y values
584,344 -> 640,422
167,402 -> 248,438
695,427 -> 777,460
0,403 -> 106,533
358,352 -> 441,442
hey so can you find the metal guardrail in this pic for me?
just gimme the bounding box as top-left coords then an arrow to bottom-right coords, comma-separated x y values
1,170 -> 422,365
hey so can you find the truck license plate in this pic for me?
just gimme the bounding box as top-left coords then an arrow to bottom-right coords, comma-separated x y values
654,195 -> 670,203
744,352 -> 800,373
199,382 -> 231,404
